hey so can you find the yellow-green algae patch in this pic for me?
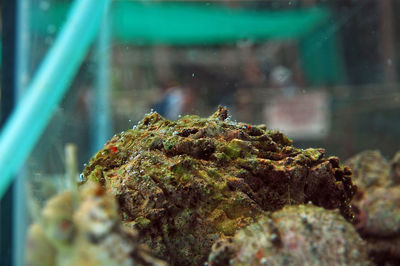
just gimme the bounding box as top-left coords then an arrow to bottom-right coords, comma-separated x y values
83,107 -> 357,265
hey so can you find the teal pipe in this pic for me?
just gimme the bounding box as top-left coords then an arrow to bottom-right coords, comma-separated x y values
0,0 -> 111,199
13,0 -> 30,265
92,10 -> 112,155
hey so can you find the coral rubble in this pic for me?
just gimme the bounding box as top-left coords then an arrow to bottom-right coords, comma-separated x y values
82,107 -> 357,265
26,182 -> 167,266
208,205 -> 370,266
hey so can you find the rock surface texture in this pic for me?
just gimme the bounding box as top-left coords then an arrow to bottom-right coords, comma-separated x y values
346,150 -> 400,265
207,205 -> 370,266
83,107 -> 357,265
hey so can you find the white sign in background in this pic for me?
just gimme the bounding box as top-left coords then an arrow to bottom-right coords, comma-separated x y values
264,91 -> 330,140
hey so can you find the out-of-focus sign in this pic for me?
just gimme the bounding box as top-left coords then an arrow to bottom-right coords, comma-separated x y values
264,91 -> 330,140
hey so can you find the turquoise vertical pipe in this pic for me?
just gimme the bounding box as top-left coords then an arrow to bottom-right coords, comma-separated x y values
92,9 -> 112,155
0,0 -> 111,199
13,0 -> 30,265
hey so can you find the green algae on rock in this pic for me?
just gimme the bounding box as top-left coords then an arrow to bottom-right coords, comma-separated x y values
82,107 -> 357,265
208,205 -> 370,266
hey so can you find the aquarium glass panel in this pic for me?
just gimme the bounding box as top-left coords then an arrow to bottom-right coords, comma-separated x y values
1,1 -> 399,265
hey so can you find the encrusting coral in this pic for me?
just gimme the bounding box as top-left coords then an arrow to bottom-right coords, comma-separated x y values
82,107 -> 357,265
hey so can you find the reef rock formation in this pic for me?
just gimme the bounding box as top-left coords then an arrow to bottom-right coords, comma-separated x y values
25,182 -> 167,266
82,107 -> 357,265
346,150 -> 400,265
208,205 -> 370,266
345,150 -> 392,191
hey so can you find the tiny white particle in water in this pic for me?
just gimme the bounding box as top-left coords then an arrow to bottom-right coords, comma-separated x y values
192,73 -> 195,77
